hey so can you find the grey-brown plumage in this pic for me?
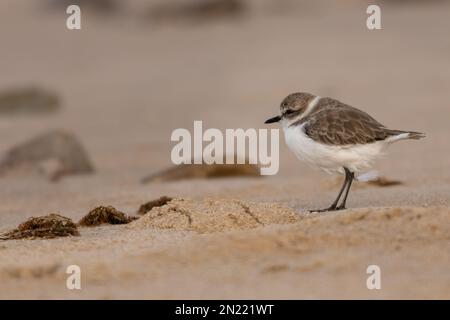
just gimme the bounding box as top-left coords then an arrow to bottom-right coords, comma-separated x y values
290,97 -> 424,146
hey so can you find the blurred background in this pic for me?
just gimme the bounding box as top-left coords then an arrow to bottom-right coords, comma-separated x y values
0,0 -> 449,300
0,0 -> 449,226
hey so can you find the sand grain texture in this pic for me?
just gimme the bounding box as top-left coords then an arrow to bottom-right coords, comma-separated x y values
0,205 -> 448,299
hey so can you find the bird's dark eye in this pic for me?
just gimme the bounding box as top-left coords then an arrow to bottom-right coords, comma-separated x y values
284,109 -> 294,115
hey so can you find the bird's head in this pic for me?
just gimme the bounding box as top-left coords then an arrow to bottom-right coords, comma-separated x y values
265,92 -> 316,124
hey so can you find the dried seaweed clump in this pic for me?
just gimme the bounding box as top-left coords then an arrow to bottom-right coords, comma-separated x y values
367,177 -> 403,187
0,87 -> 60,115
78,206 -> 137,227
137,196 -> 173,215
0,214 -> 79,240
142,163 -> 260,183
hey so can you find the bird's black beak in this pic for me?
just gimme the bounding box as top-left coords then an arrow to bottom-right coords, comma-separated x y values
264,115 -> 281,124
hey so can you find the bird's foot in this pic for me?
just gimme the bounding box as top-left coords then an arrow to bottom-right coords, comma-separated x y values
308,205 -> 342,213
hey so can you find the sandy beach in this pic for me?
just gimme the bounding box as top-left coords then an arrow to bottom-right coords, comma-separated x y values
0,0 -> 449,299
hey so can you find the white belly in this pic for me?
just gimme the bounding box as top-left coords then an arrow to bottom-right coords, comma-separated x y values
283,123 -> 386,175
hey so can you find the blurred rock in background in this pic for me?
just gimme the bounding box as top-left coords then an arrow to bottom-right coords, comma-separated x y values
46,0 -> 120,15
145,0 -> 248,24
0,87 -> 60,116
0,130 -> 94,182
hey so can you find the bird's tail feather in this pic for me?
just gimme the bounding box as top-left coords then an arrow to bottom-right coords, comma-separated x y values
405,131 -> 426,140
385,130 -> 425,142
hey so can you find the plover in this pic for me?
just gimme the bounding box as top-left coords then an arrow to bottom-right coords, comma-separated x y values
265,92 -> 425,212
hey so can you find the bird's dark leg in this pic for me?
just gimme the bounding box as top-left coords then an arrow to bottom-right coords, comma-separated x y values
336,168 -> 354,210
309,169 -> 349,213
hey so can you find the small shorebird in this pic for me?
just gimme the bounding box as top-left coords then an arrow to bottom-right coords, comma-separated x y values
265,92 -> 425,212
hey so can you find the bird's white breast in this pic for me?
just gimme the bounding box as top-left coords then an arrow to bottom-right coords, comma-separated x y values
282,122 -> 387,175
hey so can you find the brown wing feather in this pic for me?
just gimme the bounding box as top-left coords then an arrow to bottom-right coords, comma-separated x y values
304,98 -> 393,145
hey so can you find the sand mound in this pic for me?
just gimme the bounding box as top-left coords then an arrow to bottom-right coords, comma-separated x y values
78,206 -> 137,227
0,214 -> 79,240
130,198 -> 301,233
137,196 -> 173,215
